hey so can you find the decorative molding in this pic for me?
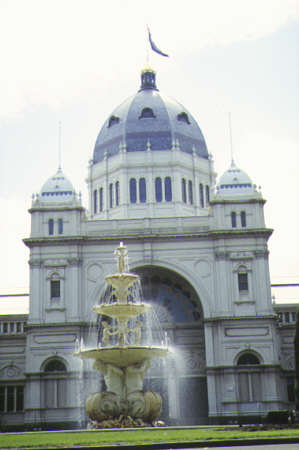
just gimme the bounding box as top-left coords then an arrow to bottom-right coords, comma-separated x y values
44,259 -> 68,268
29,258 -> 42,267
229,251 -> 254,260
225,327 -> 269,337
67,257 -> 82,266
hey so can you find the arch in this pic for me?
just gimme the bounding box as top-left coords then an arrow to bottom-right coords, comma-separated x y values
155,177 -> 162,202
139,107 -> 155,119
130,259 -> 212,319
129,178 -> 137,203
234,350 -> 263,366
164,177 -> 172,202
41,356 -> 68,372
139,178 -> 146,203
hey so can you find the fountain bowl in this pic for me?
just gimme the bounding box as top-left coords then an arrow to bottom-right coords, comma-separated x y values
75,346 -> 168,368
93,302 -> 151,319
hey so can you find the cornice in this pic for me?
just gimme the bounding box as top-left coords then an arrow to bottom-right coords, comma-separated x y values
210,197 -> 266,205
23,228 -> 273,248
204,314 -> 277,323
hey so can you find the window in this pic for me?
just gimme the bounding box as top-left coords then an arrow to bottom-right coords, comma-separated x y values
58,218 -> 63,235
10,322 -> 14,333
139,107 -> 155,119
16,322 -> 22,333
115,181 -> 120,206
182,179 -> 187,203
3,323 -> 8,333
188,180 -> 193,204
43,359 -> 67,408
139,178 -> 146,203
0,386 -> 24,412
231,211 -> 237,228
237,353 -> 261,402
99,187 -> 103,212
107,115 -> 119,127
93,189 -> 98,214
155,177 -> 162,202
48,219 -> 54,235
287,377 -> 295,402
241,211 -> 246,227
199,184 -> 204,208
165,177 -> 172,202
238,272 -> 248,292
51,280 -> 60,299
177,112 -> 190,124
205,185 -> 210,205
130,178 -> 137,203
109,183 -> 113,208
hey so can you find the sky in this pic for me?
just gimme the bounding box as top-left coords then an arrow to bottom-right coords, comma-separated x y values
0,0 -> 298,300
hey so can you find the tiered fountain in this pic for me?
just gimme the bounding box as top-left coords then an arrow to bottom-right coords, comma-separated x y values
75,242 -> 169,428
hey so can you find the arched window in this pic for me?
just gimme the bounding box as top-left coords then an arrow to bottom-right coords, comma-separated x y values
231,211 -> 237,228
199,184 -> 204,208
182,179 -> 187,203
109,183 -> 113,208
44,359 -> 67,372
165,177 -> 172,202
115,181 -> 120,206
139,107 -> 155,119
48,219 -> 54,235
155,177 -> 162,202
130,178 -> 137,203
205,185 -> 210,205
241,211 -> 246,227
99,187 -> 103,212
93,189 -> 97,214
139,178 -> 146,203
43,359 -> 67,408
188,180 -> 193,204
107,115 -> 119,127
237,352 -> 261,402
58,218 -> 63,235
177,112 -> 190,124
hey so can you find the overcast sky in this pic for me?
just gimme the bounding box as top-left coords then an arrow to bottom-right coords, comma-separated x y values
0,0 -> 298,298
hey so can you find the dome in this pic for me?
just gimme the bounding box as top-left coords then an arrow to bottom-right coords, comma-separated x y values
92,68 -> 209,164
39,167 -> 77,203
216,160 -> 256,197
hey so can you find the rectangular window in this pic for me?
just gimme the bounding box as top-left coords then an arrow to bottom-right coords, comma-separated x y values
164,177 -> 172,202
238,273 -> 248,291
199,183 -> 204,208
0,386 -> 5,412
231,211 -> 237,228
3,323 -> 8,333
139,178 -> 146,203
241,211 -> 246,227
16,322 -> 22,333
205,185 -> 210,205
93,189 -> 98,213
99,187 -> 103,212
287,377 -> 295,402
115,181 -> 120,206
188,180 -> 193,204
109,183 -> 113,208
9,322 -> 14,333
0,386 -> 24,413
51,280 -> 60,299
285,312 -> 290,323
182,179 -> 187,203
58,218 -> 63,235
48,219 -> 54,235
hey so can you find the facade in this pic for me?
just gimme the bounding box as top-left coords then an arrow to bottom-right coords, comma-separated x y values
0,67 -> 297,430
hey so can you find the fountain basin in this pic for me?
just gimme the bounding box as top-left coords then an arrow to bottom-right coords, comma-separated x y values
93,303 -> 151,319
75,346 -> 168,368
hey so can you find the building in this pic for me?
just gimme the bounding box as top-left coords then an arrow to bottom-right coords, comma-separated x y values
0,67 -> 297,430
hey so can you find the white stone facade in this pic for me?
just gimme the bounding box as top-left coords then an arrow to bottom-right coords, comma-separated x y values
0,68 -> 296,429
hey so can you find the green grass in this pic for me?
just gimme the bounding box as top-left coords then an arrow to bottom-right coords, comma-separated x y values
1,426 -> 299,449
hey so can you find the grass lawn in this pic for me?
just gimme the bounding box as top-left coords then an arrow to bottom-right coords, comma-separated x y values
1,426 -> 299,449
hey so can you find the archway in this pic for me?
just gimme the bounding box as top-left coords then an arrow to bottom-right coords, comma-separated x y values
134,265 -> 208,425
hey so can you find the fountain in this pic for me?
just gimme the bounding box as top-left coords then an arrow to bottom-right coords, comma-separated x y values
75,242 -> 169,428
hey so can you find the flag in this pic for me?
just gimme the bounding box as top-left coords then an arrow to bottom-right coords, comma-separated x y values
147,26 -> 169,57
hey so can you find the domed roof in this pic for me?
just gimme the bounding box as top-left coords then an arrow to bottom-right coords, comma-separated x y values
39,167 -> 76,203
92,68 -> 209,164
216,160 -> 256,197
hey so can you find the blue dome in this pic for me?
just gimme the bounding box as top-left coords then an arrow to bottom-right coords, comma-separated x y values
93,68 -> 209,164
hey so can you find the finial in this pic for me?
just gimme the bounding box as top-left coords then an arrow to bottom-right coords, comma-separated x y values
228,112 -> 234,165
58,121 -> 62,170
146,139 -> 151,152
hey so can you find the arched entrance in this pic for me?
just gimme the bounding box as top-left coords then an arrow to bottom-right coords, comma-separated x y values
134,266 -> 208,425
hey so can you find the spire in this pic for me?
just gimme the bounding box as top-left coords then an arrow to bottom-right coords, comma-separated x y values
139,65 -> 158,91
